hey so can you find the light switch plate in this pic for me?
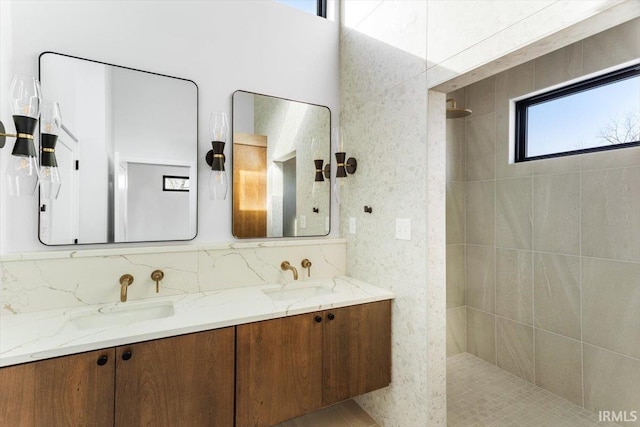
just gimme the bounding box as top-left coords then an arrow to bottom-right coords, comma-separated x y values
299,215 -> 307,229
395,218 -> 411,240
349,217 -> 357,234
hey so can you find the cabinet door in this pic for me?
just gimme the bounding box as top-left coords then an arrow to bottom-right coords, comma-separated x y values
236,313 -> 323,427
0,349 -> 115,427
323,300 -> 392,405
114,327 -> 235,427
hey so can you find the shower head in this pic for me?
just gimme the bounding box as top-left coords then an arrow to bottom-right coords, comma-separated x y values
446,98 -> 472,119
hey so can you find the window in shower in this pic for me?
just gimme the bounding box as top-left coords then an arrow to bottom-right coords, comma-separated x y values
274,0 -> 327,17
515,63 -> 640,162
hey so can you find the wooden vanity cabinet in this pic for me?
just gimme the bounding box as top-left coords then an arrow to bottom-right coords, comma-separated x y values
322,300 -> 392,405
0,328 -> 234,427
235,300 -> 392,427
0,348 -> 115,427
235,312 -> 324,427
115,327 -> 235,427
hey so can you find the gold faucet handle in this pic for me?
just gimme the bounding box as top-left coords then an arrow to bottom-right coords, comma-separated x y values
151,270 -> 164,293
301,259 -> 312,277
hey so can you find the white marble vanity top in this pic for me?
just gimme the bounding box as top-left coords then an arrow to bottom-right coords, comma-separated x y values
0,276 -> 393,367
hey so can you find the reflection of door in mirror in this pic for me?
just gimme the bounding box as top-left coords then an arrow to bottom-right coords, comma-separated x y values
39,127 -> 79,245
39,52 -> 198,245
233,134 -> 267,238
232,91 -> 331,239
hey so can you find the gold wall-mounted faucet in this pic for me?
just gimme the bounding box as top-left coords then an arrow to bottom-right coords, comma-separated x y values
301,259 -> 312,277
119,274 -> 134,302
151,270 -> 164,293
281,261 -> 298,281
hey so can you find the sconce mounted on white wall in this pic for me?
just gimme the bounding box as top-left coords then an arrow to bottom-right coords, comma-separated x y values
205,111 -> 229,200
0,75 -> 63,200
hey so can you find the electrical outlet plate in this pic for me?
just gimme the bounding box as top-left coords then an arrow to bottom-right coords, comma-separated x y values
395,218 -> 411,240
349,217 -> 356,234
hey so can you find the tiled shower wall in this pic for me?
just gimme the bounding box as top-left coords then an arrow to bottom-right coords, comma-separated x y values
446,90 -> 467,357
446,18 -> 640,421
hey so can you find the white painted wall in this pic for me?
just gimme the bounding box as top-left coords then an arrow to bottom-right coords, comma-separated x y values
0,0 -> 339,254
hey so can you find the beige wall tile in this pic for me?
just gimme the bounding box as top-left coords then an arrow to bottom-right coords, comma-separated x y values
581,167 -> 640,262
495,61 -> 535,106
532,155 -> 581,176
466,244 -> 495,313
467,307 -> 496,365
495,134 -> 533,180
580,146 -> 640,171
534,253 -> 581,340
534,42 -> 583,90
533,173 -> 580,256
496,249 -> 533,325
496,177 -> 532,250
446,244 -> 465,308
465,113 -> 496,181
447,306 -> 467,357
446,182 -> 465,245
535,329 -> 583,406
466,180 -> 495,246
583,344 -> 640,427
583,258 -> 640,359
494,62 -> 535,180
583,17 -> 640,75
496,318 -> 534,382
466,76 -> 496,117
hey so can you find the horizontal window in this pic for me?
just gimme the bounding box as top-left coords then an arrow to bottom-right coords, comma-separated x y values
274,0 -> 326,18
163,175 -> 189,192
515,63 -> 640,162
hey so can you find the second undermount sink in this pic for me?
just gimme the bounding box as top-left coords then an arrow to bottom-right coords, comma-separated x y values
262,284 -> 335,301
67,301 -> 175,330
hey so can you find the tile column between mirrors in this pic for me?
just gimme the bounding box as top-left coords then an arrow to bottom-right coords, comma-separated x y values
339,1 -> 439,425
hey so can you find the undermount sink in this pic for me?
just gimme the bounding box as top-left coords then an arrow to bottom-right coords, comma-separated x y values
67,301 -> 175,330
262,284 -> 335,301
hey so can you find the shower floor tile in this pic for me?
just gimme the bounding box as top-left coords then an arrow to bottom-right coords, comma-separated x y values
447,353 -> 620,427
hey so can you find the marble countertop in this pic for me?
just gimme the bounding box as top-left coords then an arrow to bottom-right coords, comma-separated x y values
0,276 -> 393,367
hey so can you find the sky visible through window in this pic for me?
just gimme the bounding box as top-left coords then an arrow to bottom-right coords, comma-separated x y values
274,0 -> 317,15
527,75 -> 640,157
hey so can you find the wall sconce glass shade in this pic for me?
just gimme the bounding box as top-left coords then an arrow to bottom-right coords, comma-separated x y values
206,111 -> 229,200
208,170 -> 228,201
6,75 -> 42,196
39,101 -> 62,200
9,74 -> 41,119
